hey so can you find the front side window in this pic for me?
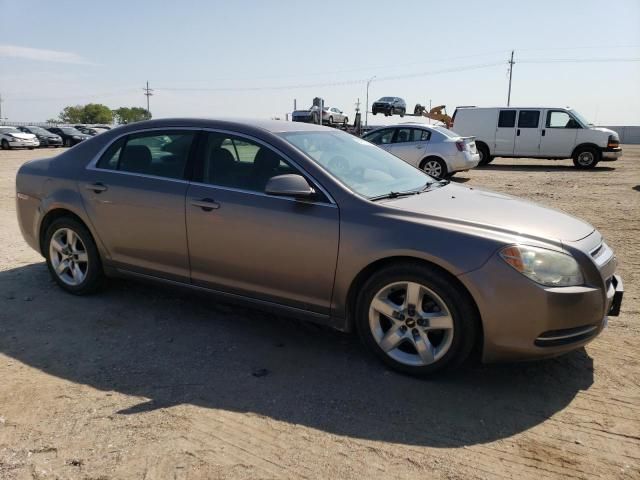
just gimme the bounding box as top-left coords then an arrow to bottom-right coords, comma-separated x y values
195,132 -> 297,192
518,110 -> 541,128
498,110 -> 516,128
546,111 -> 580,129
96,130 -> 195,179
364,128 -> 394,145
281,130 -> 431,199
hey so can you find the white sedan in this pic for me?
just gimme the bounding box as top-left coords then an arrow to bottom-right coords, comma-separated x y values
0,126 -> 40,150
362,123 -> 479,179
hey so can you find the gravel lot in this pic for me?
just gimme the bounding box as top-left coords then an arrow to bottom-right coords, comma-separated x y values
0,145 -> 638,479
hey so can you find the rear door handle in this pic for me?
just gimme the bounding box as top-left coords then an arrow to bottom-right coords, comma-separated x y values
541,129 -> 546,136
516,129 -> 521,136
85,182 -> 108,193
191,198 -> 220,212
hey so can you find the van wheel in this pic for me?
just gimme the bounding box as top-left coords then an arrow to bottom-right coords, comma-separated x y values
356,262 -> 478,376
573,147 -> 600,169
421,157 -> 448,179
476,143 -> 492,166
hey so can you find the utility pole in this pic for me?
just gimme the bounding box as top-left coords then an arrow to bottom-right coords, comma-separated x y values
143,81 -> 154,116
507,50 -> 515,106
365,76 -> 376,128
0,93 -> 4,122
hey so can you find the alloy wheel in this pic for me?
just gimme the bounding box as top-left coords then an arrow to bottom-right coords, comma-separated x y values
368,281 -> 454,367
424,160 -> 443,178
49,228 -> 89,286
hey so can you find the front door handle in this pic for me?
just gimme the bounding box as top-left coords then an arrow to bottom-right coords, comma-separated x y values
191,198 -> 220,212
86,182 -> 108,193
541,129 -> 546,136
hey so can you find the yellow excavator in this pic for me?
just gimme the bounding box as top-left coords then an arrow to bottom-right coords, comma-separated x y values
413,104 -> 452,127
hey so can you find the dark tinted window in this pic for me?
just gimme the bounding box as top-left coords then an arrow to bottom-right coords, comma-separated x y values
393,128 -> 428,143
195,132 -> 297,193
364,128 -> 394,145
498,110 -> 516,128
96,131 -> 195,179
518,110 -> 540,128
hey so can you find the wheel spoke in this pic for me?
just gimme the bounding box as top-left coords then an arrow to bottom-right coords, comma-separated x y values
379,325 -> 405,352
420,312 -> 454,330
75,252 -> 88,263
371,297 -> 400,320
404,282 -> 422,308
413,331 -> 436,364
71,263 -> 83,282
51,238 -> 65,253
66,230 -> 76,250
55,260 -> 68,275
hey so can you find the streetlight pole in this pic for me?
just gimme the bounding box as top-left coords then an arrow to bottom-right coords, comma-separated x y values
365,76 -> 376,128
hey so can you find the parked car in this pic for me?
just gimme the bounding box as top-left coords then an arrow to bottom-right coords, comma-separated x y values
0,126 -> 39,150
77,127 -> 109,136
46,126 -> 91,147
324,107 -> 348,125
451,106 -> 622,168
17,126 -> 63,148
372,97 -> 406,117
362,123 -> 480,179
15,119 -> 623,376
292,105 -> 348,125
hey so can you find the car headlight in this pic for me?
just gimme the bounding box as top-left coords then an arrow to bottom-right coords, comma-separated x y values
73,136 -> 81,139
499,245 -> 584,287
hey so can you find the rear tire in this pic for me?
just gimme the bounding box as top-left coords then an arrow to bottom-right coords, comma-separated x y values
343,117 -> 349,126
572,146 -> 600,169
1,139 -> 10,150
400,108 -> 405,118
476,143 -> 492,166
44,217 -> 104,295
420,156 -> 448,179
356,262 -> 478,376
329,116 -> 334,125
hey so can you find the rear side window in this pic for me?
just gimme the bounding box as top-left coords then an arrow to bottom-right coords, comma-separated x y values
364,128 -> 394,145
96,131 -> 195,179
518,110 -> 540,128
393,128 -> 429,143
498,110 -> 516,128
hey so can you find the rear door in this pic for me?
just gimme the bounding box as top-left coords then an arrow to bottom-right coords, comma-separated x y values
494,109 -> 517,155
79,129 -> 196,281
385,127 -> 429,166
539,110 -> 579,157
514,110 -> 541,157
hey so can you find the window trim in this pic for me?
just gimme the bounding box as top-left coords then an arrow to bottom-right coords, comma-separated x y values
86,126 -> 337,205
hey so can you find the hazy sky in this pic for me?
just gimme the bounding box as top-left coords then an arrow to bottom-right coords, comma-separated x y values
1,0 -> 639,124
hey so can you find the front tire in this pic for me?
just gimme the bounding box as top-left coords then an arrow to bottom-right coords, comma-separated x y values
1,139 -> 10,150
44,217 -> 104,295
328,116 -> 334,125
421,156 -> 448,179
573,146 -> 600,169
399,108 -> 405,118
356,263 -> 478,376
343,117 -> 349,126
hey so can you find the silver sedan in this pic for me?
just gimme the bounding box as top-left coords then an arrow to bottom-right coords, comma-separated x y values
15,119 -> 623,375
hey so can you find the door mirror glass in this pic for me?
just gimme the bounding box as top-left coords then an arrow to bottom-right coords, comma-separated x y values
265,174 -> 315,198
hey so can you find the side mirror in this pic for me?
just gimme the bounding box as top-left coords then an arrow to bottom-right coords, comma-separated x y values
265,174 -> 315,198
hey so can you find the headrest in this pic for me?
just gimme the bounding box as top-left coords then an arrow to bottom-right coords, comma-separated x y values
120,145 -> 152,173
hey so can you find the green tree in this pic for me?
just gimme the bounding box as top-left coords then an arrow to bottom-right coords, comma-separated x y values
114,107 -> 152,124
58,103 -> 113,124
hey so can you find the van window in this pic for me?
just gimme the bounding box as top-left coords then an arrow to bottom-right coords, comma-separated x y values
518,110 -> 540,128
546,111 -> 580,129
498,110 -> 516,128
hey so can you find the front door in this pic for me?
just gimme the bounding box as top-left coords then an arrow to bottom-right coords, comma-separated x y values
385,127 -> 428,166
539,110 -> 579,157
514,110 -> 541,157
79,130 -> 196,281
185,131 -> 340,314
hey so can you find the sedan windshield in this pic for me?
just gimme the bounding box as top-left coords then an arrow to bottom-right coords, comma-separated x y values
280,130 -> 432,198
60,128 -> 83,135
26,126 -> 51,135
0,127 -> 19,133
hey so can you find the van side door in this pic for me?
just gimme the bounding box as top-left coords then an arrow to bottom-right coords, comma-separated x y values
539,109 -> 579,157
514,110 -> 541,157
494,109 -> 517,155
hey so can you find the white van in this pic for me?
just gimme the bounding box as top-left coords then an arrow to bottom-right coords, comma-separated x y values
451,107 -> 622,169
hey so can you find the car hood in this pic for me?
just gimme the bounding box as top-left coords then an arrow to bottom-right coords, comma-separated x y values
591,126 -> 618,137
7,132 -> 36,140
384,183 -> 594,242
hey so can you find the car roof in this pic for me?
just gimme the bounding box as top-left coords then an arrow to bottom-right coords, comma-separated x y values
109,118 -> 331,134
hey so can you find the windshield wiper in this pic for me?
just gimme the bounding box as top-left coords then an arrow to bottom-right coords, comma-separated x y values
369,180 -> 450,201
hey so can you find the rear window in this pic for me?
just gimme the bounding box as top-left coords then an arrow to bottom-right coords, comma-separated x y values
498,110 -> 516,128
518,110 -> 541,128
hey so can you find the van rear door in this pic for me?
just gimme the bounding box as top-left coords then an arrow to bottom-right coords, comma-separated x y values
514,110 -> 541,156
495,109 -> 517,155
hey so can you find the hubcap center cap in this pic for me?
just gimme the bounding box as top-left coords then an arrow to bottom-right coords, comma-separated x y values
405,318 -> 416,328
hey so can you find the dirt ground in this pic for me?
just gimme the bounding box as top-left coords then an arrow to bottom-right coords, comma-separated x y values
0,145 -> 638,480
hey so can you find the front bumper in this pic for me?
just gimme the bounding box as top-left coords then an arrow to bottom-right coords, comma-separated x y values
601,146 -> 622,160
39,137 -> 62,147
8,139 -> 40,148
458,241 -> 622,363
